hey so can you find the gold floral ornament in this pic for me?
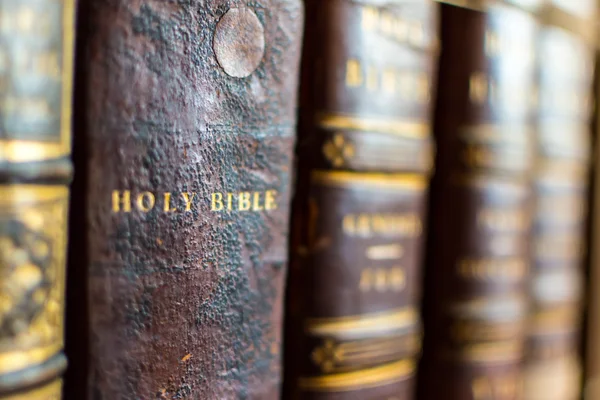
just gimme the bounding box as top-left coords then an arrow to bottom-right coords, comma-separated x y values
0,219 -> 53,340
322,133 -> 355,168
311,339 -> 345,373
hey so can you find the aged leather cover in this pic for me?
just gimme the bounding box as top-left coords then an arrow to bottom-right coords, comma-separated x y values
284,0 -> 438,398
67,0 -> 303,398
0,0 -> 75,399
418,2 -> 539,399
523,2 -> 597,399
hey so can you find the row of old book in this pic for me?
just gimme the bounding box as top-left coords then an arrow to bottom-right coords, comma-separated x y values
2,0 -> 600,399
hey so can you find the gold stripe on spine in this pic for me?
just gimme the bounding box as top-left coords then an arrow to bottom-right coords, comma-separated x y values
305,308 -> 418,338
2,379 -> 61,400
311,170 -> 428,190
0,0 -> 75,163
315,112 -> 431,138
0,185 -> 68,375
530,307 -> 581,334
453,341 -> 524,363
298,359 -> 415,392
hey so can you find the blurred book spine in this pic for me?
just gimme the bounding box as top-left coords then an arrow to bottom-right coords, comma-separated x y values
419,1 -> 539,398
284,0 -> 438,398
584,7 -> 600,399
524,2 -> 598,400
0,0 -> 75,398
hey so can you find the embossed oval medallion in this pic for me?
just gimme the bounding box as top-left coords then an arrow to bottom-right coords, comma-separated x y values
213,8 -> 265,78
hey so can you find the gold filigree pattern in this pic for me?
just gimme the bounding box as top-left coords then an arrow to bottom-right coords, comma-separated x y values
0,185 -> 67,376
322,133 -> 355,167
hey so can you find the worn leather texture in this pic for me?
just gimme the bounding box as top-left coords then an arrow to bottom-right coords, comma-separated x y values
67,0 -> 303,398
523,3 -> 596,399
419,3 -> 538,399
285,0 -> 438,398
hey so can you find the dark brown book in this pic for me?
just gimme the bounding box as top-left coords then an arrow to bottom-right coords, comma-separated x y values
67,1 -> 303,398
284,0 -> 438,398
523,2 -> 597,399
0,0 -> 75,398
418,1 -> 539,398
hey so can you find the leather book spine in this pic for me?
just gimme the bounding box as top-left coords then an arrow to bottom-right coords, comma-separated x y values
418,2 -> 539,399
285,0 -> 438,398
524,2 -> 598,399
74,1 -> 303,398
0,0 -> 75,399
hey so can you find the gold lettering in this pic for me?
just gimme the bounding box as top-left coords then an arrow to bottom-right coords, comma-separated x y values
470,72 -> 488,104
238,192 -> 251,211
211,193 -> 224,211
477,208 -> 529,232
362,6 -> 379,31
346,59 -> 363,87
343,213 -> 422,238
163,192 -> 176,212
265,190 -> 277,210
457,257 -> 527,281
359,267 -> 406,293
344,60 -> 430,104
136,192 -> 155,212
181,192 -> 196,212
252,192 -> 264,211
227,192 -> 233,210
361,5 -> 427,47
112,190 -> 131,213
211,191 -> 277,212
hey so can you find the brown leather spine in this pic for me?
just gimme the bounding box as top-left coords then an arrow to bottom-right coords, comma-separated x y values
285,0 -> 438,398
418,2 -> 539,399
523,3 -> 597,399
71,1 -> 303,398
0,0 -> 75,399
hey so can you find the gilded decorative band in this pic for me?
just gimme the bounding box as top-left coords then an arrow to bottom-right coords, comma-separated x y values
316,112 -> 431,139
311,170 -> 427,190
305,308 -> 419,338
298,359 -> 415,392
453,340 -> 524,363
0,185 -> 68,389
1,378 -> 61,400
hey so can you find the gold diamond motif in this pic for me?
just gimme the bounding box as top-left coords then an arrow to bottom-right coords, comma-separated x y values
311,339 -> 345,373
322,133 -> 355,168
